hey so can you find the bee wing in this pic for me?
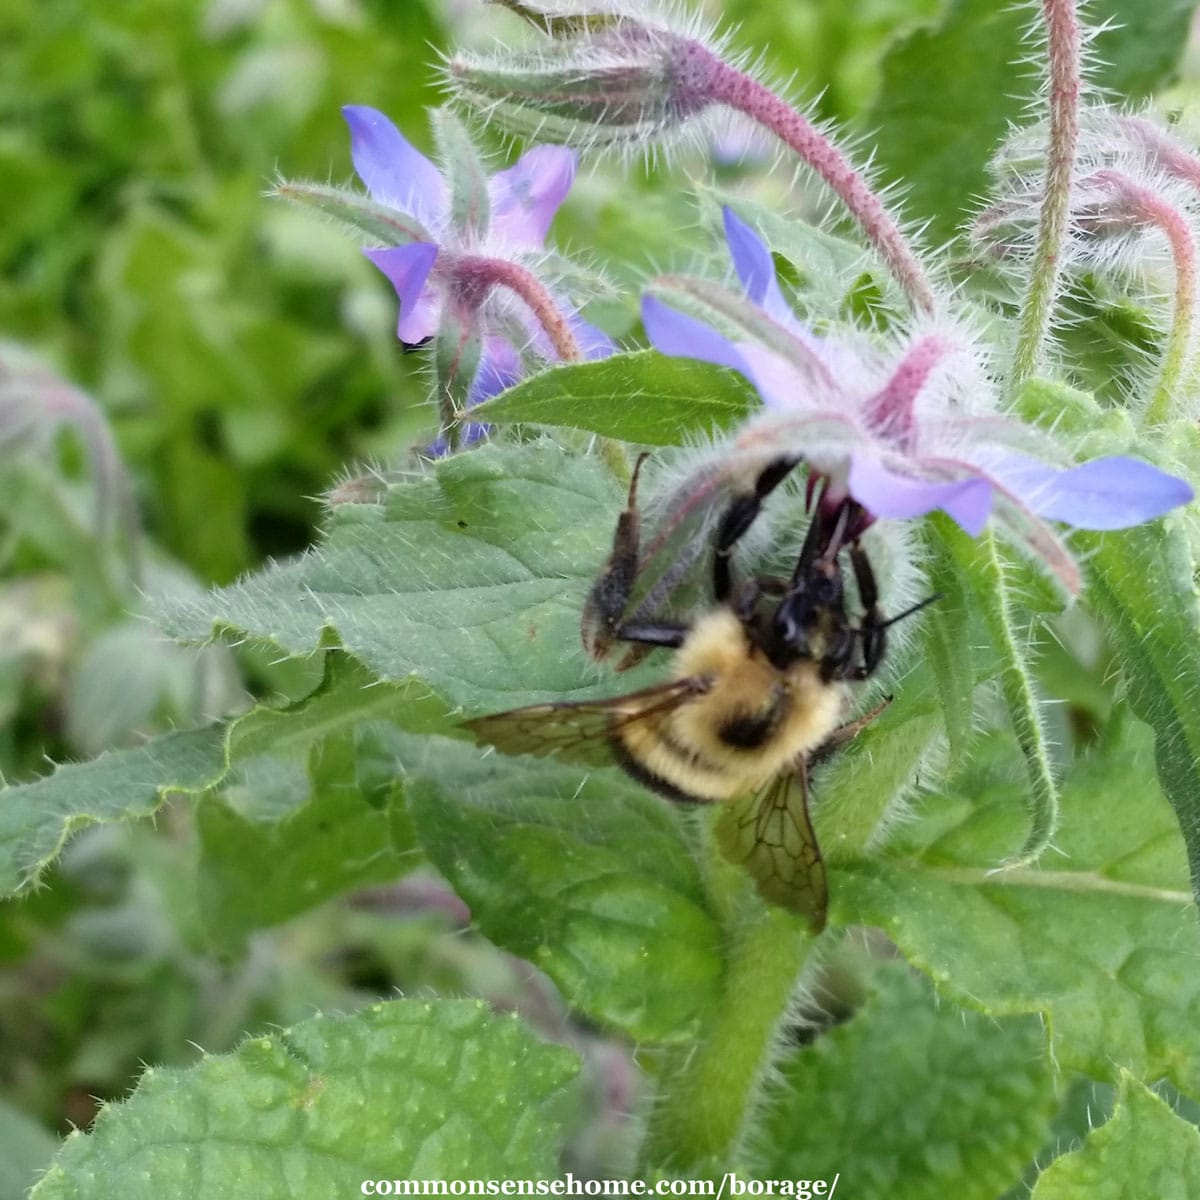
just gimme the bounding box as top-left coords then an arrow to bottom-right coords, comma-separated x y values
716,761 -> 827,933
463,676 -> 710,768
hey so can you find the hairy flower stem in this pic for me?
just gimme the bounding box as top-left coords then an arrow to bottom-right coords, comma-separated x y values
454,255 -> 582,362
1012,0 -> 1081,384
1120,115 -> 1200,190
640,898 -> 816,1173
450,254 -> 633,475
1096,173 -> 1198,425
687,47 -> 935,315
973,532 -> 1059,864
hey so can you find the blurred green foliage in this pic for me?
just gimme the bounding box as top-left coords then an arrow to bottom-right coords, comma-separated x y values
1,0 -> 447,583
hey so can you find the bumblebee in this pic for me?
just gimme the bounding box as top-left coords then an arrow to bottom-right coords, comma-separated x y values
465,454 -> 929,931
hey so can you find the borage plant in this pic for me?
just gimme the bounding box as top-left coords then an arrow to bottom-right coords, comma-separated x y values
11,0 -> 1200,1195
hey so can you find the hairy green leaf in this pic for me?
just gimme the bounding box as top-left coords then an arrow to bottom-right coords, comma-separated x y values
0,727 -> 226,898
1083,521 -> 1200,911
759,967 -> 1058,1199
0,653 -> 425,897
1030,1074 -> 1200,1198
816,665 -> 944,862
918,530 -> 979,770
158,443 -> 660,710
834,720 -> 1200,1094
472,353 -> 753,444
408,746 -> 722,1043
33,1001 -> 580,1197
197,726 -> 418,951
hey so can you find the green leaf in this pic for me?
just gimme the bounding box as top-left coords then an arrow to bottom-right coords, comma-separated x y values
1082,521 -> 1200,911
0,1097 -> 58,1200
1091,0 -> 1200,97
32,1000 -> 581,1197
0,727 -> 226,898
226,651 -> 443,760
928,520 -> 1061,865
158,442 -> 662,710
408,746 -> 722,1043
870,0 -> 1199,244
1030,1074 -> 1200,1198
472,353 -> 754,445
816,662 -> 945,862
834,718 -> 1200,1095
197,726 -> 418,952
758,967 -> 1058,1199
0,653 -> 430,898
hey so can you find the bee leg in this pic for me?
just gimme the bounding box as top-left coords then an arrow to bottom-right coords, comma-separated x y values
612,620 -> 690,649
582,452 -> 651,658
846,544 -> 943,681
808,696 -> 892,768
848,542 -> 887,679
713,455 -> 800,602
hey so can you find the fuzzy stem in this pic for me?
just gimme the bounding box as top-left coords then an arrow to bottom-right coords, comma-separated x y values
688,48 -> 935,315
973,531 -> 1060,864
453,254 -> 582,362
1096,171 -> 1198,425
1012,0 -> 1082,384
1119,115 -> 1200,191
639,899 -> 816,1174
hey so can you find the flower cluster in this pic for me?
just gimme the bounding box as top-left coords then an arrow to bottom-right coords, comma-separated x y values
644,208 -> 1191,591
305,6 -> 1192,585
318,104 -> 613,450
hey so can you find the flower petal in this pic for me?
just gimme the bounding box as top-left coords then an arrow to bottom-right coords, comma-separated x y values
364,243 -> 440,343
568,311 -> 616,360
986,453 -> 1194,530
343,105 -> 447,228
426,422 -> 490,458
721,207 -> 824,351
733,342 -> 824,411
723,208 -> 795,326
469,336 -> 523,406
848,454 -> 993,534
641,295 -> 748,374
488,145 -> 577,249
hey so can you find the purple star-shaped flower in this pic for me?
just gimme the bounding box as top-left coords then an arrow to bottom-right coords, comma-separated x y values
344,105 -> 612,415
642,207 -> 1192,588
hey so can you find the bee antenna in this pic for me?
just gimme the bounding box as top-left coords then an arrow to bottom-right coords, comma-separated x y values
880,592 -> 944,629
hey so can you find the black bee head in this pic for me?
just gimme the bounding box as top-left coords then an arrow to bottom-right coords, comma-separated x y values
766,562 -> 846,669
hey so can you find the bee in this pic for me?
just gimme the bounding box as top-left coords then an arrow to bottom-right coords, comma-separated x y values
464,453 -> 932,931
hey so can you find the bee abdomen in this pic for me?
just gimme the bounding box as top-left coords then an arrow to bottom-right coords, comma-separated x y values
608,727 -> 718,805
717,686 -> 788,750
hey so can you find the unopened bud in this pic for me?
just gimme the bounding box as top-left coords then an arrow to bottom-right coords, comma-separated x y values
446,17 -> 719,147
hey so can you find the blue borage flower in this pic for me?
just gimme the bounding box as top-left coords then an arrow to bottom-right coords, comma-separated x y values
641,207 -> 1193,592
343,105 -> 612,442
